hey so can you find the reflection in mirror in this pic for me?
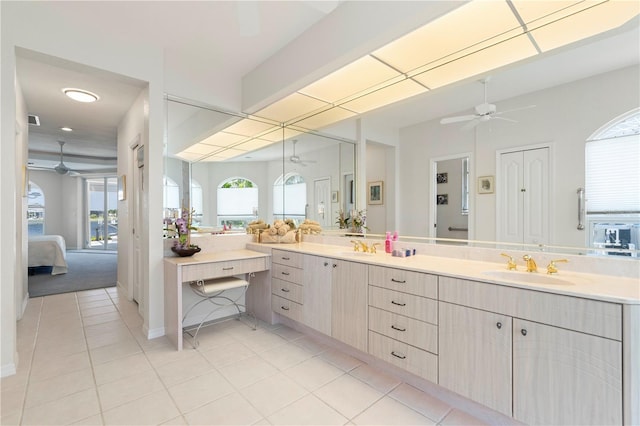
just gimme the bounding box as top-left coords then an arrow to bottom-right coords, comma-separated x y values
165,97 -> 356,234
432,154 -> 471,242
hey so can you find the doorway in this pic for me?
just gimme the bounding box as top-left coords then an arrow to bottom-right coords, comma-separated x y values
430,153 -> 472,240
86,177 -> 118,251
314,177 -> 331,228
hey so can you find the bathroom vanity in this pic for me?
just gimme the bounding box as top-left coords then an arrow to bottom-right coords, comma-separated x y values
255,241 -> 639,426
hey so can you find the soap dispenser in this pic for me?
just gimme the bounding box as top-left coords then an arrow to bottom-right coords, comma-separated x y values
385,232 -> 392,253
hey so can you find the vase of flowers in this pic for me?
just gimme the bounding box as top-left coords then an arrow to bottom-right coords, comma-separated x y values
350,209 -> 367,234
336,209 -> 350,229
166,207 -> 200,257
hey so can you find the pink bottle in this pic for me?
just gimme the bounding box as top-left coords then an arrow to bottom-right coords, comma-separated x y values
385,232 -> 392,253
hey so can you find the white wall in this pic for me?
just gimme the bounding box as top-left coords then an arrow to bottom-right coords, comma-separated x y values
399,65 -> 640,247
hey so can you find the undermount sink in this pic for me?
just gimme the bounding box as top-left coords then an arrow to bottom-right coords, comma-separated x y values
482,270 -> 573,286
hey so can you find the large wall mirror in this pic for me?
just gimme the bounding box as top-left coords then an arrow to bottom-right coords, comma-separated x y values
164,97 -> 356,233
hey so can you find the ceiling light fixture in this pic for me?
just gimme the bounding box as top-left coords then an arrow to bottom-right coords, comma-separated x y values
63,88 -> 99,103
60,127 -> 73,132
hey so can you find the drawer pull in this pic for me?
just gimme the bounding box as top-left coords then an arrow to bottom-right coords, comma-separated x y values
281,257 -> 290,260
391,300 -> 406,307
281,306 -> 290,311
496,322 -> 502,329
391,325 -> 406,332
281,272 -> 290,276
521,329 -> 528,336
391,351 -> 406,360
222,267 -> 234,271
391,278 -> 406,283
281,288 -> 290,293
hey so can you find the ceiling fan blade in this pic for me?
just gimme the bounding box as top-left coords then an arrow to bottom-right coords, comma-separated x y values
494,104 -> 536,116
440,114 -> 477,125
493,116 -> 518,123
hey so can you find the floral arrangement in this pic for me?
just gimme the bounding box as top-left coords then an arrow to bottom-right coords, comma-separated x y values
336,209 -> 350,229
164,207 -> 199,249
350,209 -> 368,233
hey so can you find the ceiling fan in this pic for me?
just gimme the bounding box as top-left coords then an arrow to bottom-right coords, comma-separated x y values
28,140 -> 76,175
289,140 -> 316,166
440,78 -> 535,130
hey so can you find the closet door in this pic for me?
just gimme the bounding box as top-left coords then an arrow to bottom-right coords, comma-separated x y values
498,147 -> 549,245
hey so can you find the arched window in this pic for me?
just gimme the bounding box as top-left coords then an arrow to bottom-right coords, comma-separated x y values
27,181 -> 45,236
586,108 -> 640,253
274,173 -> 307,223
217,177 -> 258,230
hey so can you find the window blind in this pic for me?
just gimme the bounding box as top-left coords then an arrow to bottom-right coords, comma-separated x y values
585,135 -> 640,213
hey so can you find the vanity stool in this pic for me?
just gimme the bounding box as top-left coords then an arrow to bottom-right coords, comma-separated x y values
182,275 -> 257,348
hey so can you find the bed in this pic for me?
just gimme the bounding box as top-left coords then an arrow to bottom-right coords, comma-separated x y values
28,235 -> 68,275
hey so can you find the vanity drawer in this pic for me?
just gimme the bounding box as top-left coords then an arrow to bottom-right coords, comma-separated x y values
272,263 -> 304,285
182,257 -> 267,282
272,277 -> 303,304
368,331 -> 438,383
272,294 -> 303,322
369,265 -> 437,299
272,249 -> 303,268
369,306 -> 437,353
439,276 -> 622,340
369,286 -> 438,325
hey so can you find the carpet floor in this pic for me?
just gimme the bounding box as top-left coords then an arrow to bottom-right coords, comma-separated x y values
28,250 -> 117,297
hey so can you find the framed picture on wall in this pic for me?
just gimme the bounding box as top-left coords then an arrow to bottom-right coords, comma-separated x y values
331,190 -> 339,203
478,176 -> 494,194
437,194 -> 448,205
368,181 -> 383,205
437,172 -> 448,184
118,175 -> 127,201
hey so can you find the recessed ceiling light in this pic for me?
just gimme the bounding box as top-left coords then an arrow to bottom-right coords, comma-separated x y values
60,127 -> 73,132
62,88 -> 99,103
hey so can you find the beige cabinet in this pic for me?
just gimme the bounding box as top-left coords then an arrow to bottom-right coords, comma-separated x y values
439,276 -> 624,425
438,302 -> 513,416
302,255 -> 332,335
271,249 -> 304,322
513,319 -> 622,425
332,260 -> 368,352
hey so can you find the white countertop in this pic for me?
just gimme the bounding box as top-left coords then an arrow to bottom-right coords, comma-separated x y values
249,242 -> 640,304
164,248 -> 270,266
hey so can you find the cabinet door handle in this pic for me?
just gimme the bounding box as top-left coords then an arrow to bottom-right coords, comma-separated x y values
281,272 -> 290,276
222,267 -> 234,270
391,351 -> 406,360
281,288 -> 290,293
521,329 -> 527,336
391,325 -> 406,332
333,264 -> 337,268
391,278 -> 406,283
281,257 -> 290,260
324,262 -> 329,267
496,322 -> 502,329
391,300 -> 406,307
281,306 -> 290,311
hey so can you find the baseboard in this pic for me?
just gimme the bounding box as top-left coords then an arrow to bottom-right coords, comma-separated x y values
1,362 -> 17,378
143,324 -> 165,340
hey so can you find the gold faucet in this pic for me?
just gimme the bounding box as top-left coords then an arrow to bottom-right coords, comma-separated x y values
350,240 -> 378,253
523,255 -> 537,272
370,243 -> 380,254
350,240 -> 361,252
500,253 -> 517,270
547,259 -> 568,274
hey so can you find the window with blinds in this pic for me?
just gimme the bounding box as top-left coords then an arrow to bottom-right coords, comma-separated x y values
585,135 -> 640,214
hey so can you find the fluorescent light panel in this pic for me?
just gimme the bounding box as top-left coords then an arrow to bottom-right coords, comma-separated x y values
186,0 -> 637,154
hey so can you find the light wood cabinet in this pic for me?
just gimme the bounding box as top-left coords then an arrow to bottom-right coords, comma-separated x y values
271,249 -> 304,322
439,277 -> 624,425
439,302 -> 513,416
332,260 -> 368,352
513,319 -> 622,425
302,255 -> 332,335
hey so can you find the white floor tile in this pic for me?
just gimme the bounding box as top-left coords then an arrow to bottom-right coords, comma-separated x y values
199,340 -> 256,368
101,389 -> 180,425
93,352 -> 153,385
155,350 -> 215,387
439,408 -> 489,425
314,374 -> 384,419
352,396 -> 436,425
349,364 -> 402,394
319,348 -> 364,372
21,388 -> 101,426
167,369 -> 235,414
267,394 -> 348,425
184,392 -> 263,425
25,367 -> 95,408
258,341 -> 315,370
284,356 -> 345,391
240,372 -> 308,417
97,369 -> 165,411
389,383 -> 452,422
218,354 -> 279,389
29,350 -> 91,382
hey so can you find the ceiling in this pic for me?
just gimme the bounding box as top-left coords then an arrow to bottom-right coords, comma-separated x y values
18,1 -> 639,172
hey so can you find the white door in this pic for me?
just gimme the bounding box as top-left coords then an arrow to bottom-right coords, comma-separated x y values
314,178 -> 331,228
499,147 -> 549,244
131,145 -> 143,304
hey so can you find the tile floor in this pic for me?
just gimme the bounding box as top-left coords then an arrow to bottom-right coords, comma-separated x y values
1,287 -> 509,425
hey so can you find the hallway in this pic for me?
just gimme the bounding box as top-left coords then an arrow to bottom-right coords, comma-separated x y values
1,287 -> 513,425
